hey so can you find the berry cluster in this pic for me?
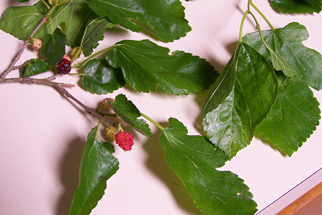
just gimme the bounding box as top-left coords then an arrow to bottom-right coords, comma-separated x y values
57,58 -> 71,74
115,131 -> 134,151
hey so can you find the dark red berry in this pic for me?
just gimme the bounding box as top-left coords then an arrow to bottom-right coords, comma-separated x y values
57,58 -> 71,74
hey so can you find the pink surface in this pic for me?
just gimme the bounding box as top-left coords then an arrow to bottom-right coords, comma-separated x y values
0,1 -> 322,214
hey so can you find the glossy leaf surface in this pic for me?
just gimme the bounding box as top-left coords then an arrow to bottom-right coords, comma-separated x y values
70,126 -> 119,215
269,0 -> 321,13
160,118 -> 257,215
81,59 -> 125,94
106,39 -> 218,94
107,94 -> 152,137
203,43 -> 278,159
87,0 -> 191,42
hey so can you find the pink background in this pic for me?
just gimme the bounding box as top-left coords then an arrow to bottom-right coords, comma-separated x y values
0,0 -> 321,214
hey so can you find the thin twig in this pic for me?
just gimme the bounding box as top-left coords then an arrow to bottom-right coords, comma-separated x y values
0,77 -> 75,88
55,86 -> 115,126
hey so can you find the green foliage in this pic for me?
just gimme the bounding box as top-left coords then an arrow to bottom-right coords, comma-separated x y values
269,0 -> 322,13
87,0 -> 191,42
20,58 -> 50,77
0,2 -> 47,40
106,94 -> 153,137
203,43 -> 278,159
70,126 -> 119,215
1,1 -> 322,215
243,22 -> 322,91
160,118 -> 258,215
41,28 -> 66,67
80,17 -> 113,57
256,80 -> 321,156
106,39 -> 218,94
81,59 -> 125,94
242,22 -> 322,156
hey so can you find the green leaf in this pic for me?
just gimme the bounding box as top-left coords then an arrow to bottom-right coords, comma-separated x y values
87,0 -> 191,42
269,0 -> 322,13
18,0 -> 29,2
40,0 -> 98,47
81,59 -> 125,94
0,0 -> 98,47
267,47 -> 297,77
243,22 -> 322,156
41,28 -> 66,67
107,94 -> 152,137
19,58 -> 50,77
202,48 -> 238,114
106,39 -> 218,94
0,2 -> 47,40
243,22 -> 322,90
70,126 -> 119,215
160,118 -> 257,215
256,80 -> 320,156
80,17 -> 111,57
203,43 -> 278,159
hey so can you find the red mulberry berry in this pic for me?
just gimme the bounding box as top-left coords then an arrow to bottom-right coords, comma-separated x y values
57,58 -> 71,74
115,131 -> 134,151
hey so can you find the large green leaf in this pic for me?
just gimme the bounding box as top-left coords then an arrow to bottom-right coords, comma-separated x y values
269,0 -> 322,13
243,22 -> 322,156
256,80 -> 320,156
0,1 -> 47,40
106,39 -> 218,94
243,22 -> 322,90
107,94 -> 152,137
203,43 -> 278,159
81,59 -> 125,94
70,126 -> 119,215
0,0 -> 98,47
41,28 -> 66,67
87,0 -> 191,42
160,118 -> 257,215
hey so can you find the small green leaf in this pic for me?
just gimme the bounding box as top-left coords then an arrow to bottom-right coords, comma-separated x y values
160,118 -> 257,215
81,59 -> 125,94
203,43 -> 278,159
243,22 -> 322,90
19,58 -> 50,77
41,28 -> 66,67
107,94 -> 152,137
87,0 -> 191,42
256,80 -> 321,156
269,0 -> 321,13
80,17 -> 111,57
106,39 -> 218,94
18,0 -> 29,2
70,126 -> 119,215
